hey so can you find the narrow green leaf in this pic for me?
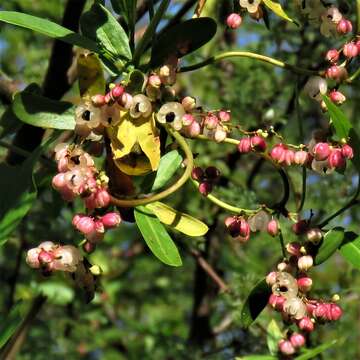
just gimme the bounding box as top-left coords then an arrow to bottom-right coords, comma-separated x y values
151,17 -> 217,68
80,3 -> 131,67
262,0 -> 295,23
133,0 -> 171,66
322,95 -> 351,140
266,320 -> 283,355
0,303 -> 23,348
145,202 -> 209,236
111,0 -> 136,31
240,278 -> 271,329
12,91 -> 75,130
295,339 -> 339,360
339,232 -> 360,269
0,11 -> 98,51
134,206 -> 182,266
314,227 -> 344,265
151,150 -> 183,191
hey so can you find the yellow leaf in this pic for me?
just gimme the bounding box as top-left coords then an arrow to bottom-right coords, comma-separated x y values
263,0 -> 294,23
107,111 -> 160,176
146,202 -> 209,237
77,51 -> 105,99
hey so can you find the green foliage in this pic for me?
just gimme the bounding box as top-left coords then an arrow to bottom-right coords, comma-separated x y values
314,227 -> 344,265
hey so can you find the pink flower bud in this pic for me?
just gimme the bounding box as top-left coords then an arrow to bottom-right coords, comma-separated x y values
268,294 -> 285,311
292,220 -> 308,235
83,241 -> 96,253
306,300 -> 318,316
343,42 -> 358,58
328,149 -> 345,169
187,120 -> 201,137
297,276 -> 313,292
91,94 -> 106,107
267,219 -> 279,237
199,181 -> 212,196
298,255 -> 313,272
286,242 -> 301,257
237,138 -> 252,153
52,173 -> 67,190
336,19 -> 352,34
95,188 -> 111,208
290,333 -> 305,348
294,150 -> 309,166
111,85 -> 124,99
204,114 -> 219,130
284,149 -> 295,166
182,113 -> 194,126
148,75 -> 162,88
325,49 -> 340,63
26,248 -> 41,268
278,340 -> 295,356
329,303 -> 342,321
313,303 -> 329,321
218,110 -> 231,122
313,142 -> 331,161
266,271 -> 277,286
94,219 -> 105,234
74,216 -> 95,235
101,212 -> 121,228
104,92 -> 112,104
181,96 -> 196,111
306,228 -> 322,244
270,144 -> 287,163
357,40 -> 360,53
239,218 -> 250,239
226,13 -> 242,29
341,144 -> 354,159
298,317 -> 314,332
38,250 -> 54,265
118,93 -> 133,109
250,136 -> 266,152
191,167 -> 204,181
326,66 -> 348,82
225,216 -> 241,237
329,90 -> 346,105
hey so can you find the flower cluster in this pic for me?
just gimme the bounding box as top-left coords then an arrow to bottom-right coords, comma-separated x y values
191,166 -> 221,196
26,241 -> 83,274
267,250 -> 342,355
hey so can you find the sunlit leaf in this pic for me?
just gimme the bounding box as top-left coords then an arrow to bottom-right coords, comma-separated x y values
77,51 -> 106,99
266,320 -> 283,355
146,202 -> 209,236
339,232 -> 360,270
262,0 -> 295,23
314,227 -> 344,265
0,11 -> 98,51
134,206 -> 182,266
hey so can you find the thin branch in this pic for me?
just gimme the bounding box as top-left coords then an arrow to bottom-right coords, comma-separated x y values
190,249 -> 230,293
179,51 -> 322,76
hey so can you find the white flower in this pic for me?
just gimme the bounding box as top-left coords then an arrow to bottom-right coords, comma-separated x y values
26,248 -> 42,268
272,272 -> 298,299
52,245 -> 83,272
239,0 -> 261,14
156,102 -> 185,130
283,297 -> 307,320
129,94 -> 152,118
303,76 -> 327,101
311,159 -> 334,175
75,101 -> 103,138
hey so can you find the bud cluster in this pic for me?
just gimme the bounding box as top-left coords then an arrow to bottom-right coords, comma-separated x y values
26,241 -> 83,274
191,166 -> 221,196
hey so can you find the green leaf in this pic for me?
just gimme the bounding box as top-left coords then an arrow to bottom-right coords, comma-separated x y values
295,339 -> 339,360
240,278 -> 271,329
133,0 -> 171,66
262,0 -> 295,23
134,206 -> 182,266
125,69 -> 148,94
0,108 -> 22,139
151,150 -> 183,191
322,96 -> 360,172
0,11 -> 98,52
12,90 -> 75,130
111,0 -> 136,33
339,232 -> 360,269
322,95 -> 351,140
37,281 -> 74,306
80,3 -> 131,68
145,202 -> 209,237
151,17 -> 217,68
266,320 -> 283,355
0,302 -> 23,348
314,227 -> 344,265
